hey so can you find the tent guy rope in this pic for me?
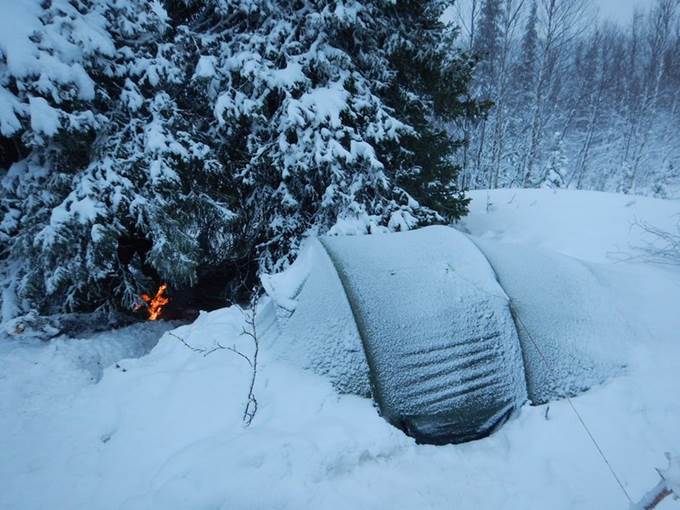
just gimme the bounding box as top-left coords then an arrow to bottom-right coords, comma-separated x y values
510,302 -> 634,505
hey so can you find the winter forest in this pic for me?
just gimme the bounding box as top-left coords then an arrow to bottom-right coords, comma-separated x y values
452,0 -> 680,196
1,0 -> 679,319
1,0 -> 478,319
2,1 -> 680,509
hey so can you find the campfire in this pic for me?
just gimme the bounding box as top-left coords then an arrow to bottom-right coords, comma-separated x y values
137,284 -> 170,320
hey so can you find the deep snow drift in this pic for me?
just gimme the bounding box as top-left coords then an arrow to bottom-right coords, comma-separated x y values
1,189 -> 680,509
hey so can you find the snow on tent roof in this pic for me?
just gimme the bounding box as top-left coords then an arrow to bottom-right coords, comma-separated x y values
264,226 -> 627,445
321,226 -> 527,444
262,239 -> 372,398
471,238 -> 628,404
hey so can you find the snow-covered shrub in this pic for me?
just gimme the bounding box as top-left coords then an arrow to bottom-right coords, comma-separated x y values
635,220 -> 680,266
189,0 -> 478,271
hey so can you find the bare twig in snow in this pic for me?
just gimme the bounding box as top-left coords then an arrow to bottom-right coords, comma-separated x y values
632,219 -> 680,265
237,289 -> 260,426
168,331 -> 205,353
169,286 -> 261,426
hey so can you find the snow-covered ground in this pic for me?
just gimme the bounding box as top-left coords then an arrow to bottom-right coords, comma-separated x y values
1,189 -> 679,509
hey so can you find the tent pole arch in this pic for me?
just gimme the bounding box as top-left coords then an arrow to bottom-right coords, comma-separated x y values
318,238 -> 388,413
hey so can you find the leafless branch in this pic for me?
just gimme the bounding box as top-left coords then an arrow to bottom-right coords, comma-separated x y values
240,288 -> 260,426
169,287 -> 262,426
168,332 -> 205,353
631,218 -> 680,265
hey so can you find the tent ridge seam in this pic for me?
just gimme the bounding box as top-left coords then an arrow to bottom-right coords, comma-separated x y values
318,236 -> 389,416
464,233 -> 532,405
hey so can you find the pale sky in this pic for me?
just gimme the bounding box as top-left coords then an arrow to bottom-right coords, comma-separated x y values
593,0 -> 650,24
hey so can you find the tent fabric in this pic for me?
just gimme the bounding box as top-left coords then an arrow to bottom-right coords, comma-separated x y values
471,238 -> 629,404
262,239 -> 371,397
321,227 -> 527,444
264,226 -> 624,444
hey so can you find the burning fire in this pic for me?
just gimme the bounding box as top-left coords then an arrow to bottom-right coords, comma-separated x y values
138,284 -> 170,320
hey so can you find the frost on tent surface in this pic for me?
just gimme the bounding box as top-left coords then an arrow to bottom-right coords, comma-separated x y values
321,226 -> 528,444
262,239 -> 371,397
472,238 -> 631,404
264,224 -> 631,444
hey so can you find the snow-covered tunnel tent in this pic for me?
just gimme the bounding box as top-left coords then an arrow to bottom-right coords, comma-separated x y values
263,226 -> 629,445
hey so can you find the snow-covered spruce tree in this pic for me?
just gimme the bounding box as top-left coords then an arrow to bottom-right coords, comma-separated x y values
514,0 -> 538,101
472,0 -> 502,91
191,0 -> 477,272
541,132 -> 567,189
1,0 -> 234,316
0,0 -> 118,318
1,0 -> 478,318
60,3 -> 238,312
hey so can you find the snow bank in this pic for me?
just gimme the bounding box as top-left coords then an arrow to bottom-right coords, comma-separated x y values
462,188 -> 680,264
0,307 -> 407,510
2,189 -> 680,509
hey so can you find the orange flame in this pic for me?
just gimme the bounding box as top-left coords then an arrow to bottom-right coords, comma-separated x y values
138,284 -> 170,320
